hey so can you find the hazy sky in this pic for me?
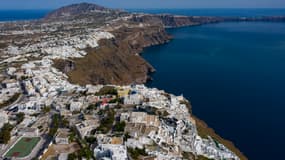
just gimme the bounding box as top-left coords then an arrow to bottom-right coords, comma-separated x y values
1,0 -> 285,9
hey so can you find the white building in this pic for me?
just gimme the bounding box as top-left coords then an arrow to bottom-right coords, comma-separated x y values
58,153 -> 68,160
23,80 -> 36,96
125,138 -> 144,149
86,84 -> 103,94
6,67 -> 17,76
18,116 -> 36,128
129,112 -> 160,127
0,87 -> 20,104
75,119 -> 100,138
1,79 -> 19,88
120,112 -> 130,122
18,127 -> 39,136
0,112 -> 9,128
124,94 -> 142,105
55,129 -> 70,145
17,101 -> 44,114
94,144 -> 128,160
70,101 -> 83,112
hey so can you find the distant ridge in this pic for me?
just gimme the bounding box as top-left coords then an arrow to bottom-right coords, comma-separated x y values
44,3 -> 112,19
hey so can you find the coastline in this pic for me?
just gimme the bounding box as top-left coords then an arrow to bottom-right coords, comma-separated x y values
139,27 -> 248,160
193,116 -> 247,160
61,19 -> 248,159
141,41 -> 248,159
57,23 -> 248,159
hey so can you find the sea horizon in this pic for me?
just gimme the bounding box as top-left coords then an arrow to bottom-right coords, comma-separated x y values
0,8 -> 285,22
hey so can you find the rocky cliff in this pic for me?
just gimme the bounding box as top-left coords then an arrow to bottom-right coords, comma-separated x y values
49,4 -> 228,85
54,24 -> 171,85
130,14 -> 224,28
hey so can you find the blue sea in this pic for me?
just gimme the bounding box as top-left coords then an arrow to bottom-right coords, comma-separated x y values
138,9 -> 285,160
0,10 -> 50,21
143,22 -> 285,160
128,8 -> 285,17
1,9 -> 285,160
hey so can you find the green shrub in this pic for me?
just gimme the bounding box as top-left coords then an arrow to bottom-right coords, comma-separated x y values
113,121 -> 126,132
127,147 -> 148,159
0,123 -> 14,144
95,86 -> 117,96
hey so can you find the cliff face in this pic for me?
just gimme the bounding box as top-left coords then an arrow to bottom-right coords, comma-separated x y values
53,14 -> 225,85
130,14 -> 285,28
130,14 -> 224,28
54,25 -> 171,85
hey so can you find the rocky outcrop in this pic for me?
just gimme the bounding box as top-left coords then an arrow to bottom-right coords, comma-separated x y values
53,59 -> 75,73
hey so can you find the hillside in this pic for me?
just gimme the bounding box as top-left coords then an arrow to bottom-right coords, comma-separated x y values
45,3 -> 112,19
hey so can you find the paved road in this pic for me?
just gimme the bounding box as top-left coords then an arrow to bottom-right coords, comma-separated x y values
34,135 -> 53,159
3,94 -> 24,111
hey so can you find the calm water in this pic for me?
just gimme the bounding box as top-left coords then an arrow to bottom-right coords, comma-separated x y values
142,22 -> 285,159
0,10 -> 50,21
1,9 -> 285,160
128,8 -> 285,17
